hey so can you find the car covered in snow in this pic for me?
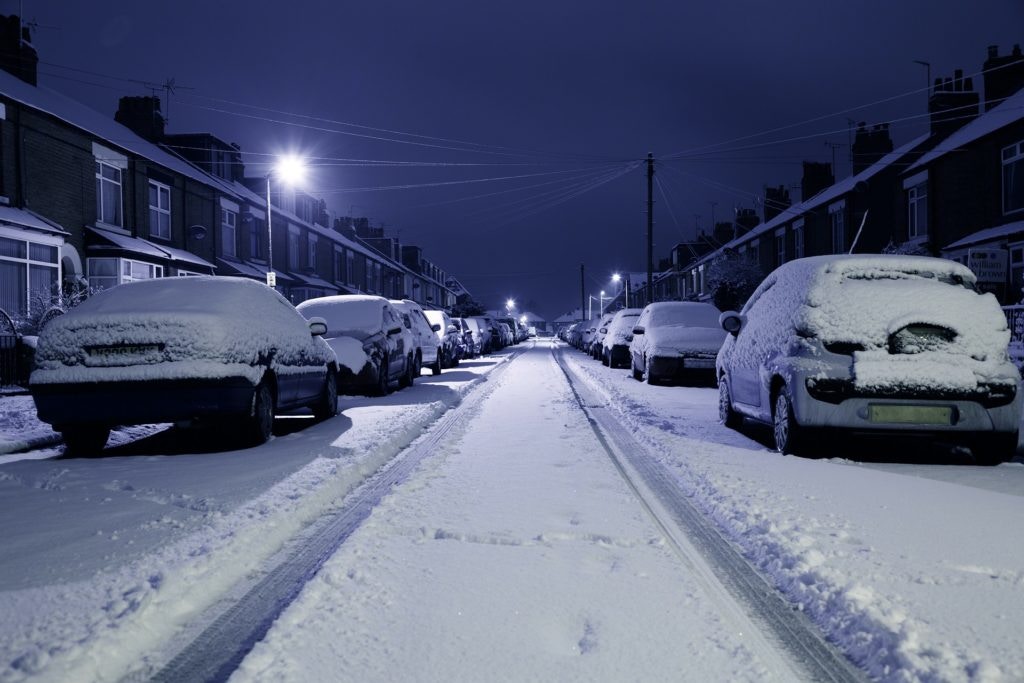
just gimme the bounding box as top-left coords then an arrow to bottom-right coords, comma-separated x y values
716,254 -> 1022,463
391,299 -> 442,375
589,313 -> 616,359
30,277 -> 339,454
465,317 -> 493,355
297,295 -> 417,395
601,308 -> 643,367
629,302 -> 726,384
423,309 -> 462,369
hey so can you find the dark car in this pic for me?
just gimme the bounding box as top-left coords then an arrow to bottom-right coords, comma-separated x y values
424,309 -> 462,369
296,295 -> 416,395
30,277 -> 338,454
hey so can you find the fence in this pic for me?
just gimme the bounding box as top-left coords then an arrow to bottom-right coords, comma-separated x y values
1004,305 -> 1024,370
0,308 -> 19,389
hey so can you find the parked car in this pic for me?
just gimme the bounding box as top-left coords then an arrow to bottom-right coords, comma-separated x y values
453,317 -> 476,358
497,322 -> 513,348
590,313 -> 616,359
629,302 -> 726,385
391,299 -> 442,375
30,277 -> 339,453
716,254 -> 1022,463
467,317 -> 494,354
297,294 -> 416,395
602,308 -> 643,367
579,316 -> 602,351
423,309 -> 461,368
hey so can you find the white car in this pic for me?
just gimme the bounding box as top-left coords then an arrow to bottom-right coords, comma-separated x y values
601,308 -> 643,367
629,302 -> 726,385
391,299 -> 442,375
716,254 -> 1022,462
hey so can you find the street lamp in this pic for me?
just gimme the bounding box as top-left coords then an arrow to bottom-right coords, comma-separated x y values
265,155 -> 307,287
505,298 -> 516,314
599,290 -> 607,314
612,272 -> 629,307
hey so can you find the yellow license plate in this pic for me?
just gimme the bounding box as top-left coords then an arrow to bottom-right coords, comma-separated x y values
868,404 -> 953,425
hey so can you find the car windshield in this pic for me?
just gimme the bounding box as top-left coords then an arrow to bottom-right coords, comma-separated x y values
297,299 -> 382,335
649,305 -> 720,328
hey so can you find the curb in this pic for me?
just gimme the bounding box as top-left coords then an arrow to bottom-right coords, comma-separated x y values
0,431 -> 62,455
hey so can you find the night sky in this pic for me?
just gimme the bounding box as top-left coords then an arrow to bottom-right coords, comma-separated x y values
14,0 -> 1024,319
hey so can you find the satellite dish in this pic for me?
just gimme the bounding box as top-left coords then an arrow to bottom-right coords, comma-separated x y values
189,225 -> 208,240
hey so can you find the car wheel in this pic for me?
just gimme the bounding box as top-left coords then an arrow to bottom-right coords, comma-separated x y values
373,358 -> 390,396
972,431 -> 1019,465
631,357 -> 643,381
772,386 -> 807,455
243,381 -> 274,446
312,371 -> 338,420
431,352 -> 443,376
718,379 -> 741,429
645,357 -> 658,385
61,426 -> 110,456
400,354 -> 415,388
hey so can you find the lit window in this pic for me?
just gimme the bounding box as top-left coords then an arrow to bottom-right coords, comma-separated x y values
148,180 -> 171,240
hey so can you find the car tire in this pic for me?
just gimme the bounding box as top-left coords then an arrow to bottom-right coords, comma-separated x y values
772,386 -> 808,455
312,371 -> 338,420
61,426 -> 110,456
431,352 -> 443,376
631,357 -> 643,381
972,431 -> 1019,465
400,354 -> 415,388
645,357 -> 658,385
718,379 -> 741,429
242,381 -> 274,447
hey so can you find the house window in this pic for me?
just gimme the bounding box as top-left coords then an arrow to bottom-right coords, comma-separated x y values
307,233 -> 318,271
148,180 -> 171,240
221,208 -> 237,257
95,161 -> 123,227
347,251 -> 356,287
333,247 -> 345,283
908,182 -> 928,238
0,234 -> 60,316
774,232 -> 785,267
249,217 -> 264,260
87,257 -> 162,291
288,226 -> 300,271
373,261 -> 382,294
1011,244 -> 1024,298
793,223 -> 805,258
1003,140 -> 1024,215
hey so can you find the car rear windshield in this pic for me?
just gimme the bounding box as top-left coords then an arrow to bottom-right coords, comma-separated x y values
649,305 -> 720,328
298,299 -> 382,334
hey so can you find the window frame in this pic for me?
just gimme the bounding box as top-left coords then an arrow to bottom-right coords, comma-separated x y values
1002,140 -> 1024,216
148,179 -> 172,240
220,207 -> 238,258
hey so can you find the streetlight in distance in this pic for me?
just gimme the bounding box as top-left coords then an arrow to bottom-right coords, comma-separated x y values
612,272 -> 629,307
599,290 -> 607,315
265,155 -> 307,287
506,298 -> 516,314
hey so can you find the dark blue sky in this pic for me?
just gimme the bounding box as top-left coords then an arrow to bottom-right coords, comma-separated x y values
14,0 -> 1024,318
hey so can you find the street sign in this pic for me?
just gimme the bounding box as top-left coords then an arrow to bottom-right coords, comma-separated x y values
266,271 -> 276,288
967,248 -> 1008,285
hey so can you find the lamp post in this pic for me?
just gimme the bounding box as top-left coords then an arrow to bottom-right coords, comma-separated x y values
612,272 -> 629,308
599,290 -> 606,315
265,155 -> 307,287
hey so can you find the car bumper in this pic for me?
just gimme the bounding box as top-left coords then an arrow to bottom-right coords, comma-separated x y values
31,377 -> 257,428
608,344 -> 631,365
648,354 -> 717,379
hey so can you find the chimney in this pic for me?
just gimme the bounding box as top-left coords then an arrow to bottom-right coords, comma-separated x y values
733,207 -> 760,238
928,68 -> 979,139
114,96 -> 166,142
851,122 -> 894,174
801,161 -> 834,201
0,15 -> 37,86
763,184 -> 792,222
983,43 -> 1024,111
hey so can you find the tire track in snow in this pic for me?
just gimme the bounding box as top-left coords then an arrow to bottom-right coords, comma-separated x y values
552,345 -> 867,683
142,350 -> 525,683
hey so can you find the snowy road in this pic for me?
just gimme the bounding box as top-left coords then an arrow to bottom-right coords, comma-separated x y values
1,339 -> 1022,682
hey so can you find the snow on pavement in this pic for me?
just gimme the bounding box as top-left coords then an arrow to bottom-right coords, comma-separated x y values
231,344 -> 795,682
563,346 -> 1024,682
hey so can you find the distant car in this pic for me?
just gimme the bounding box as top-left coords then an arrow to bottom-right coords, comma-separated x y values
423,309 -> 461,368
601,308 -> 643,367
466,317 -> 494,354
453,317 -> 476,358
629,302 -> 726,385
30,277 -> 338,454
716,254 -> 1022,463
391,299 -> 442,375
578,317 -> 602,351
590,313 -> 616,359
297,294 -> 416,395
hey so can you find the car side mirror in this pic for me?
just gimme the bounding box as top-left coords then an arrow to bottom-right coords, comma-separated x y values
632,326 -> 645,335
431,323 -> 441,332
388,326 -> 403,336
308,317 -> 328,337
720,311 -> 744,336
625,335 -> 633,342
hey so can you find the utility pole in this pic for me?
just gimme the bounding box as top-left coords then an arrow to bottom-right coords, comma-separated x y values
580,263 -> 585,322
646,153 -> 654,305
709,201 -> 717,234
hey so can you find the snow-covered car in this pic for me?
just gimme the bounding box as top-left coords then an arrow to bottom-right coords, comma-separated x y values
423,309 -> 461,368
589,313 -> 616,359
716,254 -> 1022,463
466,317 -> 493,354
297,295 -> 417,395
601,308 -> 643,367
578,317 -> 601,351
391,299 -> 442,375
453,317 -> 476,358
30,277 -> 339,454
629,302 -> 726,385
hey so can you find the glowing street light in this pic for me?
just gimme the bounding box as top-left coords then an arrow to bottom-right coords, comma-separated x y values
612,272 -> 629,307
506,298 -> 516,313
265,155 -> 307,287
599,290 -> 607,314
